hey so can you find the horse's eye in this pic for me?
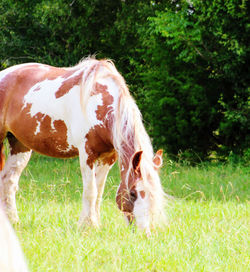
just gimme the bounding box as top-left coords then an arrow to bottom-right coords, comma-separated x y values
130,190 -> 137,202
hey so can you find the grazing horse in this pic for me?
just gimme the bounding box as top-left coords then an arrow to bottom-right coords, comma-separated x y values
0,58 -> 165,235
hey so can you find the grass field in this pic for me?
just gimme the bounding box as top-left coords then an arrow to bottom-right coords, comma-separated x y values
13,153 -> 249,271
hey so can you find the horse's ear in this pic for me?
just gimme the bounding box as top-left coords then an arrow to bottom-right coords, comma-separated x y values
153,149 -> 163,169
132,151 -> 143,174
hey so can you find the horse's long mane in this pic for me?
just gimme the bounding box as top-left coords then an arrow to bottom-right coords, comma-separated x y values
77,57 -> 166,226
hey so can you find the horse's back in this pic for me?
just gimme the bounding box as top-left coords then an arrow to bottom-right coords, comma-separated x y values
0,63 -> 52,119
0,63 -> 56,135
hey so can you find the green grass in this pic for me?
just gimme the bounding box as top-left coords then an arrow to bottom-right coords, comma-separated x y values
14,154 -> 249,271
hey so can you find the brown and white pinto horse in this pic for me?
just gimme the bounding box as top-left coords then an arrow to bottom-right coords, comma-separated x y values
0,58 -> 165,235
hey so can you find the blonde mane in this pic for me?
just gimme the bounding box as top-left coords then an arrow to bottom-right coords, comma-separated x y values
78,58 -> 166,226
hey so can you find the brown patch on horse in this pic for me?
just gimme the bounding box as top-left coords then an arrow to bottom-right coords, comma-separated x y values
98,149 -> 117,165
55,71 -> 84,99
19,67 -> 80,97
2,64 -> 77,100
85,125 -> 114,168
0,143 -> 5,171
7,134 -> 30,155
132,151 -> 143,174
116,164 -> 140,215
32,116 -> 78,157
85,83 -> 115,168
116,150 -> 145,218
153,149 -> 163,170
16,65 -> 59,90
8,104 -> 78,158
31,66 -> 76,83
140,191 -> 146,199
116,182 -> 135,216
93,83 -> 114,121
0,80 -> 9,127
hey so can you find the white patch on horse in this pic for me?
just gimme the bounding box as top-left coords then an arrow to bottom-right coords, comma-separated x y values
123,214 -> 130,226
85,93 -> 103,125
34,120 -> 41,135
133,185 -> 151,236
22,69 -> 104,153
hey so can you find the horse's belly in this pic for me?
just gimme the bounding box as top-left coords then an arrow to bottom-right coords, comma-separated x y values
13,128 -> 79,158
30,137 -> 79,158
12,131 -> 79,158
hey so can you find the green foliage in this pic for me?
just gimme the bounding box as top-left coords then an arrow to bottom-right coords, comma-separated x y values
135,0 -> 249,159
0,0 -> 122,67
0,0 -> 249,160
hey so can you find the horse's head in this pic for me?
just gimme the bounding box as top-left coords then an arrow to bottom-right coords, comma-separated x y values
116,149 -> 163,236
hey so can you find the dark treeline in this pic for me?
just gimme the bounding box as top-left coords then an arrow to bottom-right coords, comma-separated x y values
1,0 -> 249,161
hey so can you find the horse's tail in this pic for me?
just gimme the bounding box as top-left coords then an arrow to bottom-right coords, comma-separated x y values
0,143 -> 5,171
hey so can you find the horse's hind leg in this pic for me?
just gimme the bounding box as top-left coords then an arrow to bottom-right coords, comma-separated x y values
0,134 -> 32,223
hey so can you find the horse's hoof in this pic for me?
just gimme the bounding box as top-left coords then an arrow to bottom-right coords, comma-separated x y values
78,216 -> 99,228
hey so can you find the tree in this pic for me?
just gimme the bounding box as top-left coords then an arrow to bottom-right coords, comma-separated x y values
0,0 -> 122,67
135,0 -> 249,159
1,0 -> 249,160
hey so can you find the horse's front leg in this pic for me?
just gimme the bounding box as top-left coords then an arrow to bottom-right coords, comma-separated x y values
95,163 -> 112,222
78,153 -> 98,227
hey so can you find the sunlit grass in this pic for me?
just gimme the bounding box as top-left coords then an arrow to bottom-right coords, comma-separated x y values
13,154 -> 250,271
